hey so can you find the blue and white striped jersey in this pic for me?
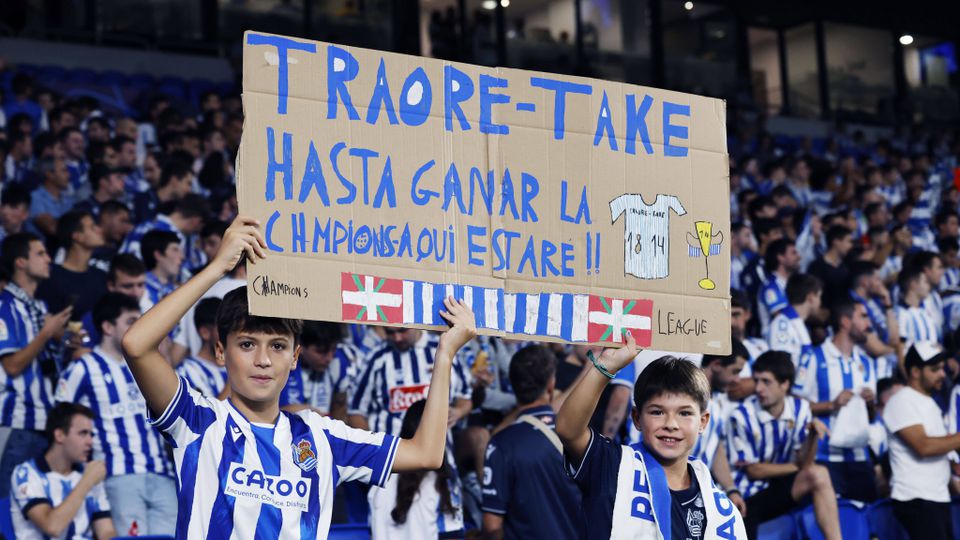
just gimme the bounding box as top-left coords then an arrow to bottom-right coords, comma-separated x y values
757,275 -> 788,335
794,340 -> 877,463
176,356 -> 228,398
10,456 -> 112,540
349,334 -> 472,435
727,395 -> 811,498
895,304 -> 941,344
765,306 -> 811,367
0,288 -> 55,431
691,395 -> 725,468
144,271 -> 176,309
941,267 -> 960,291
55,348 -> 173,478
280,345 -> 355,415
850,291 -> 890,342
922,291 -> 944,333
151,377 -> 399,539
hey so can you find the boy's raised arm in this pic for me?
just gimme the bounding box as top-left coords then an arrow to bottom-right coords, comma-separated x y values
556,333 -> 638,465
392,297 -> 477,472
122,216 -> 267,416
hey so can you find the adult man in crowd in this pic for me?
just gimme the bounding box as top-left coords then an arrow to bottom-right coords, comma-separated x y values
728,351 -> 840,540
11,402 -> 116,540
279,321 -> 355,421
36,210 -> 106,317
896,267 -> 941,344
138,230 -> 183,309
0,233 -> 71,495
885,343 -> 959,539
766,274 -> 821,367
807,225 -> 854,308
0,184 -> 31,242
30,156 -> 74,238
795,301 -> 878,502
55,293 -> 176,536
482,345 -> 585,540
73,164 -> 127,218
758,238 -> 801,334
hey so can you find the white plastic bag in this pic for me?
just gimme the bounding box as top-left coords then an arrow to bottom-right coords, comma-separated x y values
829,394 -> 870,449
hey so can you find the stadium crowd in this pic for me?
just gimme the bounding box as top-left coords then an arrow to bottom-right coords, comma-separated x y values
0,59 -> 960,540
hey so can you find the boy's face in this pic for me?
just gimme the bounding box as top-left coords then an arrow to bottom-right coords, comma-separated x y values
156,243 -> 184,278
217,331 -> 301,404
632,392 -> 708,465
753,372 -> 789,409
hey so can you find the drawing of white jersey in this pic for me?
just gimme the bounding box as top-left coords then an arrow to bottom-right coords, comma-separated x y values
610,194 -> 687,279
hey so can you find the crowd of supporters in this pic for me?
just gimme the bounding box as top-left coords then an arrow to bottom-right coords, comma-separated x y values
1,57 -> 960,540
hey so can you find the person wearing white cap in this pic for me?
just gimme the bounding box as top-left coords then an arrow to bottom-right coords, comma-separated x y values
883,341 -> 956,539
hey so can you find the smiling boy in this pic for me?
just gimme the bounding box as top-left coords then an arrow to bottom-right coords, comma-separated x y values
556,334 -> 747,539
121,216 -> 477,538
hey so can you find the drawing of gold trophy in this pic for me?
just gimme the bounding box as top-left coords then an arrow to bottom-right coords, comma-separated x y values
687,221 -> 723,290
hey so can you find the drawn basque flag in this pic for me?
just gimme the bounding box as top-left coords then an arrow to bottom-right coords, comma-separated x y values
587,295 -> 653,346
341,273 -> 404,323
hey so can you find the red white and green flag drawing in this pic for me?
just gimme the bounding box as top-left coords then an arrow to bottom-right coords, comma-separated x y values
587,296 -> 653,345
340,273 -> 404,323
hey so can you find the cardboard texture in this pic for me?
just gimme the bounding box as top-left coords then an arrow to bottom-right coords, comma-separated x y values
238,31 -> 731,354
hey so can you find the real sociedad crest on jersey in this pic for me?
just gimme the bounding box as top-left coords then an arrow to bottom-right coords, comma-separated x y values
292,439 -> 318,472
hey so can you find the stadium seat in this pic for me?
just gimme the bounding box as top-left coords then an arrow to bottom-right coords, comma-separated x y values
0,497 -> 13,540
66,68 -> 98,84
800,500 -> 870,540
756,512 -> 799,540
328,523 -> 371,539
99,70 -> 129,86
867,499 -> 910,540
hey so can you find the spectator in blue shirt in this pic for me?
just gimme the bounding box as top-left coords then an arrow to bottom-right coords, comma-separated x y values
3,73 -> 43,128
482,345 -> 585,540
30,157 -> 75,238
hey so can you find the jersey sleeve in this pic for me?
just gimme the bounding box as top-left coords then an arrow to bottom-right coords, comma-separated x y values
348,355 -> 381,417
792,349 -> 818,401
316,415 -> 399,488
480,438 -> 511,515
56,360 -> 90,404
793,399 -> 812,451
0,299 -> 28,357
609,195 -> 628,223
883,394 -> 922,433
667,195 -> 687,216
11,464 -> 49,518
565,428 -> 623,495
86,481 -> 112,521
726,407 -> 759,467
149,376 -> 219,448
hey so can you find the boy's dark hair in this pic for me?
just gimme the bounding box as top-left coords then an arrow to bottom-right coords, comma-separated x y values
1,183 -> 31,208
300,321 -> 344,351
194,297 -> 222,331
830,299 -> 857,332
906,250 -> 942,275
216,286 -> 303,346
825,225 -> 852,248
752,351 -> 795,388
93,292 -> 141,334
508,345 -> 557,405
786,273 -> 822,305
140,230 -> 180,270
56,209 -> 93,250
170,193 -> 210,220
100,199 -> 130,219
0,232 -> 41,279
764,238 -> 794,273
108,253 -> 146,283
897,266 -> 925,298
938,236 -> 959,254
45,402 -> 96,446
633,356 -> 710,412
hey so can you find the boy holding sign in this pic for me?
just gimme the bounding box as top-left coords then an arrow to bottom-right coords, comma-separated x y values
557,334 -> 747,539
121,216 -> 478,539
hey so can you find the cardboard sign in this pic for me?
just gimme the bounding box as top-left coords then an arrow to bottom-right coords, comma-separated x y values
238,31 -> 731,354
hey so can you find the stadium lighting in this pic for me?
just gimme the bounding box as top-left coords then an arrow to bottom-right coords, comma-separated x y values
684,1 -> 694,10
899,34 -> 914,46
482,0 -> 496,9
501,0 -> 510,6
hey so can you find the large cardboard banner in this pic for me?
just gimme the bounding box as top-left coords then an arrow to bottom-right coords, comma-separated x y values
238,31 -> 731,354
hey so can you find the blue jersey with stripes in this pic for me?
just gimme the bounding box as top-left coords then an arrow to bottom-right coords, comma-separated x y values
10,456 -> 112,540
794,340 -> 876,463
349,333 -> 472,435
895,304 -> 941,344
0,288 -> 55,430
726,395 -> 811,498
151,377 -> 399,539
176,356 -> 228,398
55,348 -> 173,478
757,275 -> 788,334
280,345 -> 355,415
691,395 -> 724,469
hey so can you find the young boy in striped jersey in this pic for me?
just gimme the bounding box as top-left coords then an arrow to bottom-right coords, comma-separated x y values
557,334 -> 747,539
121,216 -> 477,539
